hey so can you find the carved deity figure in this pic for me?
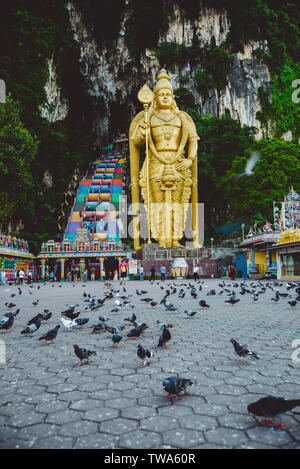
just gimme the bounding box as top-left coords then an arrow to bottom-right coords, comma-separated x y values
129,69 -> 199,249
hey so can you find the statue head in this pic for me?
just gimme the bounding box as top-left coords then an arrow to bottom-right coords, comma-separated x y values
151,69 -> 178,113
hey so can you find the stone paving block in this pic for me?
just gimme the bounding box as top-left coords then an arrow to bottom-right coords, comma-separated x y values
158,404 -> 194,418
0,402 -> 35,417
35,400 -> 69,414
179,414 -> 218,431
162,429 -> 205,448
0,438 -> 29,449
83,407 -> 119,423
74,432 -> 119,449
121,406 -> 157,420
217,413 -> 256,430
59,420 -> 99,437
105,397 -> 136,409
100,417 -> 138,435
31,435 -> 74,449
57,391 -> 89,402
7,411 -> 46,428
69,399 -> 104,411
140,415 -> 180,432
119,430 -> 162,449
246,426 -> 294,446
45,409 -> 83,425
15,423 -> 60,441
205,427 -> 250,447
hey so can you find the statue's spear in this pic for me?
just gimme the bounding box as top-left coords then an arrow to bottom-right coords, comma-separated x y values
137,84 -> 154,245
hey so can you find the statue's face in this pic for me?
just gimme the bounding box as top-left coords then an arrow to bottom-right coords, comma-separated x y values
156,88 -> 173,109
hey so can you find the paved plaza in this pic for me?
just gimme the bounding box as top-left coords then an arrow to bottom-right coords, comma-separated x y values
0,278 -> 300,449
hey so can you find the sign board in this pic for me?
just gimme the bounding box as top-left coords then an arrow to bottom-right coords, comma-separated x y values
128,259 -> 138,274
155,250 -> 168,259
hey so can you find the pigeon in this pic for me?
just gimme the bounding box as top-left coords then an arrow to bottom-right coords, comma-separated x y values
271,291 -> 280,302
288,301 -> 297,308
98,315 -> 110,322
27,313 -> 43,325
0,313 -> 14,333
230,338 -> 259,364
74,318 -> 89,327
5,302 -> 16,309
111,307 -> 121,313
150,301 -> 158,307
127,323 -> 148,339
158,325 -> 171,349
124,313 -> 137,324
111,334 -> 122,348
156,320 -> 175,329
162,376 -> 193,400
21,318 -> 42,336
91,323 -> 106,334
38,325 -> 60,344
199,300 -> 210,308
236,151 -> 261,178
4,308 -> 19,318
141,298 -> 153,303
73,344 -> 97,366
32,300 -> 39,306
247,396 -> 300,429
137,344 -> 154,367
225,298 -> 240,306
42,311 -> 52,322
61,310 -> 80,320
184,310 -> 197,318
60,317 -> 77,331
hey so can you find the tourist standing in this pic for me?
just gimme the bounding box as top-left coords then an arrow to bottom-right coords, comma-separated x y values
120,259 -> 128,285
90,267 -> 95,281
193,265 -> 199,281
83,268 -> 88,282
160,264 -> 166,282
229,265 -> 236,281
139,265 -> 144,281
150,265 -> 156,283
19,268 -> 25,286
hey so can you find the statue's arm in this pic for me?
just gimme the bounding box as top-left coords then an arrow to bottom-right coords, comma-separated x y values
187,137 -> 198,161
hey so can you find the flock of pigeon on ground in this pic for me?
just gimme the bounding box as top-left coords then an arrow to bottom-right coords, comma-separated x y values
1,277 -> 300,432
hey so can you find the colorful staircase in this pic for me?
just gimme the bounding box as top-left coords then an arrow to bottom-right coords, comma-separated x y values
64,151 -> 126,245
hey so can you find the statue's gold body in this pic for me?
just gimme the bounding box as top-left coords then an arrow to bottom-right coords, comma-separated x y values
129,70 -> 200,250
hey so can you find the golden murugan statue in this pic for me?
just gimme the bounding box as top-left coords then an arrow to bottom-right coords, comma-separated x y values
129,69 -> 199,250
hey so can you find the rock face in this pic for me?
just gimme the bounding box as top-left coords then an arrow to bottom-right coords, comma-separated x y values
40,57 -> 69,123
41,2 -> 272,139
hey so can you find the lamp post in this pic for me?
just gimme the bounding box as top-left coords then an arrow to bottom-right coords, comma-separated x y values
210,238 -> 214,257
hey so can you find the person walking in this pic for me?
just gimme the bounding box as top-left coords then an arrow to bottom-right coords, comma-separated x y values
1,271 -> 7,286
150,265 -> 156,283
83,268 -> 88,282
139,265 -> 144,281
19,268 -> 25,286
160,264 -> 166,282
120,259 -> 128,285
193,264 -> 199,281
229,265 -> 236,281
27,271 -> 32,285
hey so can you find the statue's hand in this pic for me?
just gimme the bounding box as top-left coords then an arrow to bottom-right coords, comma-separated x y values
138,121 -> 149,138
175,159 -> 193,171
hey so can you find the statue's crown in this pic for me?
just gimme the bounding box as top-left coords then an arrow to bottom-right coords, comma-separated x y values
155,69 -> 173,94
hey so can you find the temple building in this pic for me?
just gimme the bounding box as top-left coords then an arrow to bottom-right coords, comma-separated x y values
238,187 -> 300,279
37,150 -> 126,281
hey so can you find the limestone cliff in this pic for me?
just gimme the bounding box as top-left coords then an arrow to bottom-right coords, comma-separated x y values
40,1 -> 272,140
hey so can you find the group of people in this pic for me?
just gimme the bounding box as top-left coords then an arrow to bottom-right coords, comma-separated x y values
0,234 -> 29,252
